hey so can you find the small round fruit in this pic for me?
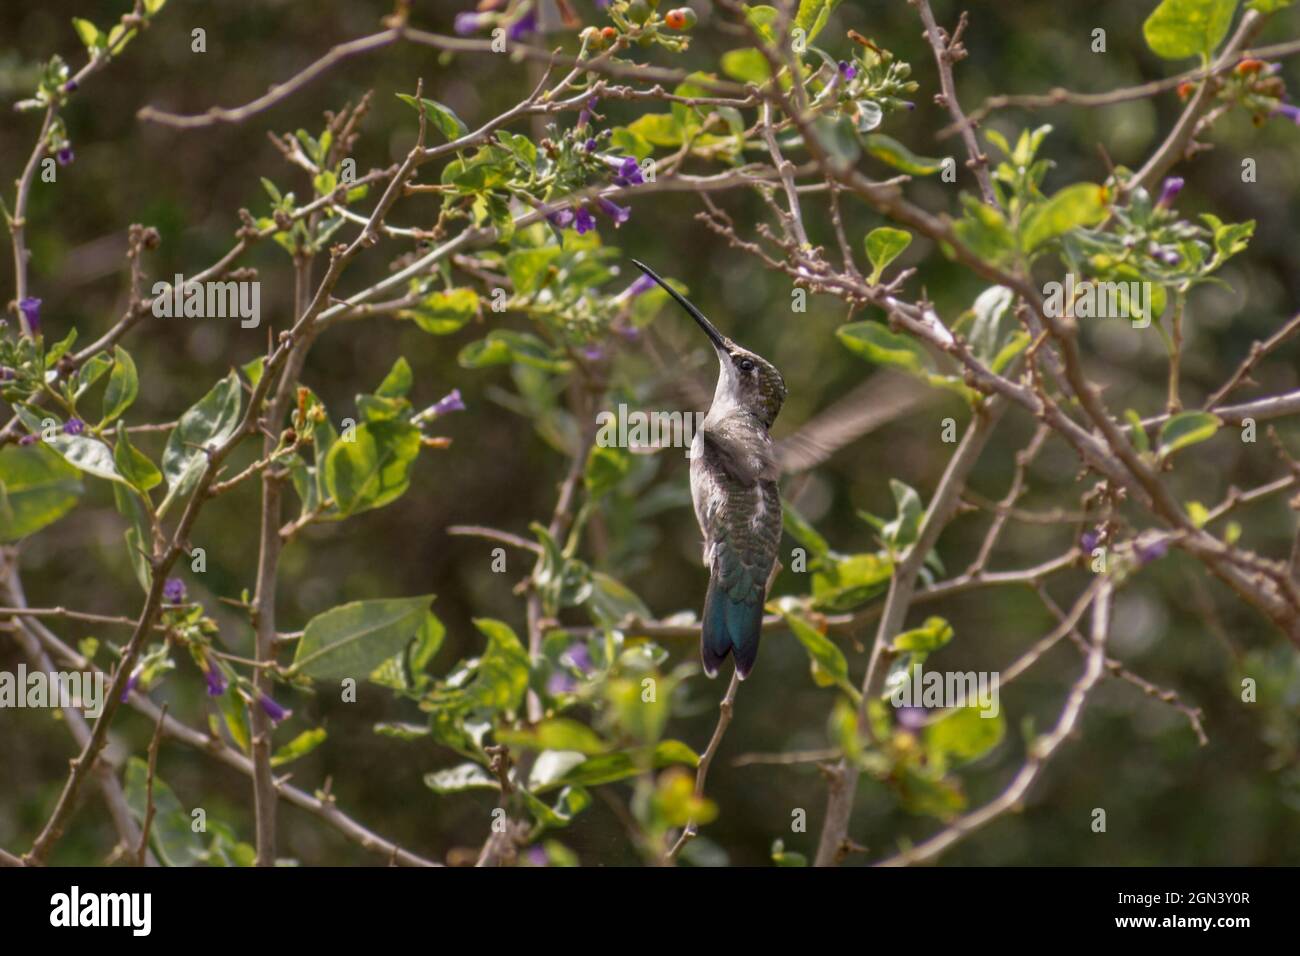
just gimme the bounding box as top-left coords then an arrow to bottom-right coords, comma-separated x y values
626,0 -> 651,24
664,7 -> 697,29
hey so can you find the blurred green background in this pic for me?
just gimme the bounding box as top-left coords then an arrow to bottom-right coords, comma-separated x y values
2,0 -> 1299,865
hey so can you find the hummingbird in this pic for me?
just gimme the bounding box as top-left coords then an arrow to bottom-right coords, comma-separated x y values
631,260 -> 787,680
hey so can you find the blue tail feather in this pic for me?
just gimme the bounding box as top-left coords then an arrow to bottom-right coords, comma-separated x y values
701,576 -> 764,680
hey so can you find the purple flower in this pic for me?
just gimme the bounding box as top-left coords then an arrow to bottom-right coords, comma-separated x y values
526,845 -> 549,866
585,138 -> 598,153
612,156 -> 644,187
1149,243 -> 1181,266
597,196 -> 630,227
18,297 -> 41,333
547,670 -> 577,695
1135,538 -> 1169,565
1080,530 -> 1100,552
1155,176 -> 1184,210
56,146 -> 74,166
564,642 -> 594,675
0,368 -> 13,382
258,693 -> 292,724
507,10 -> 538,42
163,577 -> 186,603
838,60 -> 858,81
201,659 -> 227,697
63,79 -> 78,93
120,665 -> 142,702
582,343 -> 604,362
453,11 -> 487,35
432,388 -> 466,416
18,434 -> 39,446
895,706 -> 928,730
547,208 -> 575,229
574,206 -> 596,234
627,274 -> 656,298
62,418 -> 84,436
1273,102 -> 1300,125
577,96 -> 598,130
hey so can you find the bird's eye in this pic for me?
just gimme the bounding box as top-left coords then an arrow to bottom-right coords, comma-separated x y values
738,358 -> 755,372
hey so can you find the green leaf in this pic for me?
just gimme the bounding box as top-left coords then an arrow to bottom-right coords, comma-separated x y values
625,113 -> 683,147
863,134 -> 945,175
1125,409 -> 1151,455
544,740 -> 699,790
497,718 -> 610,755
470,618 -> 531,711
1143,0 -> 1239,60
811,552 -> 893,611
967,285 -> 1014,364
395,93 -> 468,142
584,444 -> 630,498
892,616 -> 954,652
324,420 -> 421,516
290,595 -> 436,681
424,762 -> 499,794
216,687 -> 250,752
720,48 -> 771,84
506,247 -> 563,295
375,357 -> 413,399
1158,411 -> 1221,460
795,0 -> 842,41
400,287 -> 479,334
925,706 -> 1005,762
1247,0 -> 1292,11
101,346 -> 139,425
71,18 -> 104,51
44,433 -> 125,484
783,611 -> 855,695
865,227 -> 912,285
0,444 -> 83,542
812,116 -> 861,172
837,323 -> 973,399
1020,183 -> 1108,253
1201,214 -> 1255,260
113,429 -> 162,492
744,4 -> 779,42
112,483 -> 153,592
271,728 -> 327,767
782,505 -> 831,559
838,321 -> 931,375
458,330 -> 570,373
586,572 -> 653,629
520,784 -> 591,831
883,479 -> 923,551
161,371 -> 242,504
125,757 -> 206,866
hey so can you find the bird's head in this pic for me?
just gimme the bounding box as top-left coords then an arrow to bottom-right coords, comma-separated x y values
630,259 -> 787,428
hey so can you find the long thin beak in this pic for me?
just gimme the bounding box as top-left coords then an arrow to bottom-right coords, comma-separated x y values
630,259 -> 729,352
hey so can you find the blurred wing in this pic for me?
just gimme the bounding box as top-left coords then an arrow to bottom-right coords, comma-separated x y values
776,372 -> 933,475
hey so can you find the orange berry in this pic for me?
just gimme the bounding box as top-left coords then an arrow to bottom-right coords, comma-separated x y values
1235,58 -> 1265,76
1177,81 -> 1195,100
664,7 -> 696,30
